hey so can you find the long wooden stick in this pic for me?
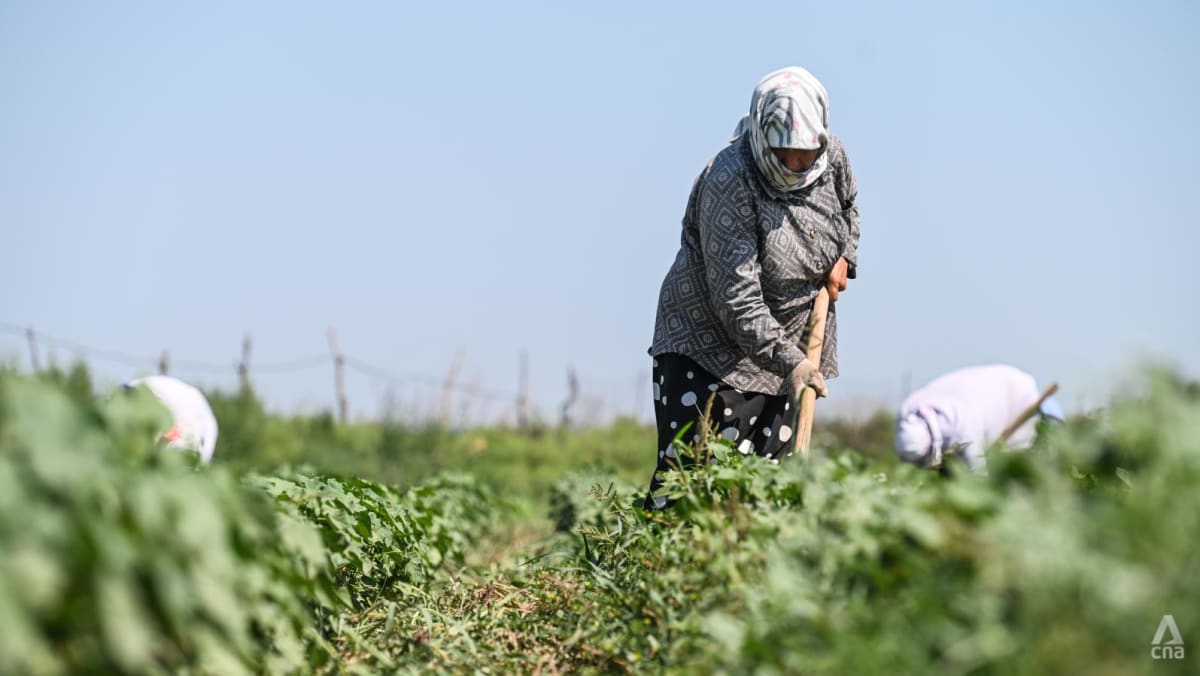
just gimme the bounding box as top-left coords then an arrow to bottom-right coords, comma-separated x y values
996,382 -> 1060,444
795,287 -> 831,457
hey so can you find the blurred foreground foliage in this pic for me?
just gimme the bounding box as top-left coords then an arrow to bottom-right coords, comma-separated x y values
0,372 -> 498,674
2,362 -> 1197,674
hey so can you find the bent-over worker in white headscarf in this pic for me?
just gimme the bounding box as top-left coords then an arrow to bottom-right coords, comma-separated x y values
124,375 -> 219,464
895,364 -> 1065,472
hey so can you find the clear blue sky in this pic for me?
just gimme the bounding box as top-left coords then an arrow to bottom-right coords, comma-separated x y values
2,0 -> 1197,423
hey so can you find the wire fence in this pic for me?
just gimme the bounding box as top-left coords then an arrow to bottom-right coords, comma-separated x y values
1,321 -> 905,426
0,321 -> 630,427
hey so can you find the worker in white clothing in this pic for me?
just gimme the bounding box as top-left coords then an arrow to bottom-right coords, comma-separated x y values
124,375 -> 219,464
894,364 -> 1064,472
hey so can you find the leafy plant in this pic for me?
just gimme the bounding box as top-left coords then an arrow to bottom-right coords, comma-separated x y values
4,365 -> 1197,674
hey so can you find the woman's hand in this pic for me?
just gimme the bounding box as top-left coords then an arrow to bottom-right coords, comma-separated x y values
826,257 -> 849,301
788,358 -> 828,399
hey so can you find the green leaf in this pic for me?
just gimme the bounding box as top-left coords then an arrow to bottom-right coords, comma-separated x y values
98,574 -> 157,671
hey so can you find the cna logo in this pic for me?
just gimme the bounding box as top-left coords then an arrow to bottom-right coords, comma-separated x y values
1151,614 -> 1185,660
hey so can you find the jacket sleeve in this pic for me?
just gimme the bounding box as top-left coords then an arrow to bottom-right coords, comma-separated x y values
696,170 -> 808,379
831,138 -> 861,279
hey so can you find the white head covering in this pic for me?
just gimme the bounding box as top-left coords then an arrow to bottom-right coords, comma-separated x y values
894,406 -> 944,467
732,66 -> 830,193
127,375 -> 219,463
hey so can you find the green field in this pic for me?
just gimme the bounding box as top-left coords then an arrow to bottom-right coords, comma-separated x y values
1,366 -> 1197,674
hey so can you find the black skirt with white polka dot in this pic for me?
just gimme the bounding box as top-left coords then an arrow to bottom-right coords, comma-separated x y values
642,352 -> 795,510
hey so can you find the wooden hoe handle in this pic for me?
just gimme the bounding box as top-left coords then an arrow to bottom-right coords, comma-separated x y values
795,287 -> 831,458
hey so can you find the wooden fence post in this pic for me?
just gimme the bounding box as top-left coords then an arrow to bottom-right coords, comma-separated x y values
26,326 -> 40,372
633,369 -> 648,422
516,349 -> 530,431
560,366 -> 579,430
327,328 -> 348,423
439,347 -> 466,428
238,333 -> 253,389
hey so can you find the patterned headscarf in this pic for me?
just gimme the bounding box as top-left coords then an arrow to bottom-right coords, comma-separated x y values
732,66 -> 830,193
